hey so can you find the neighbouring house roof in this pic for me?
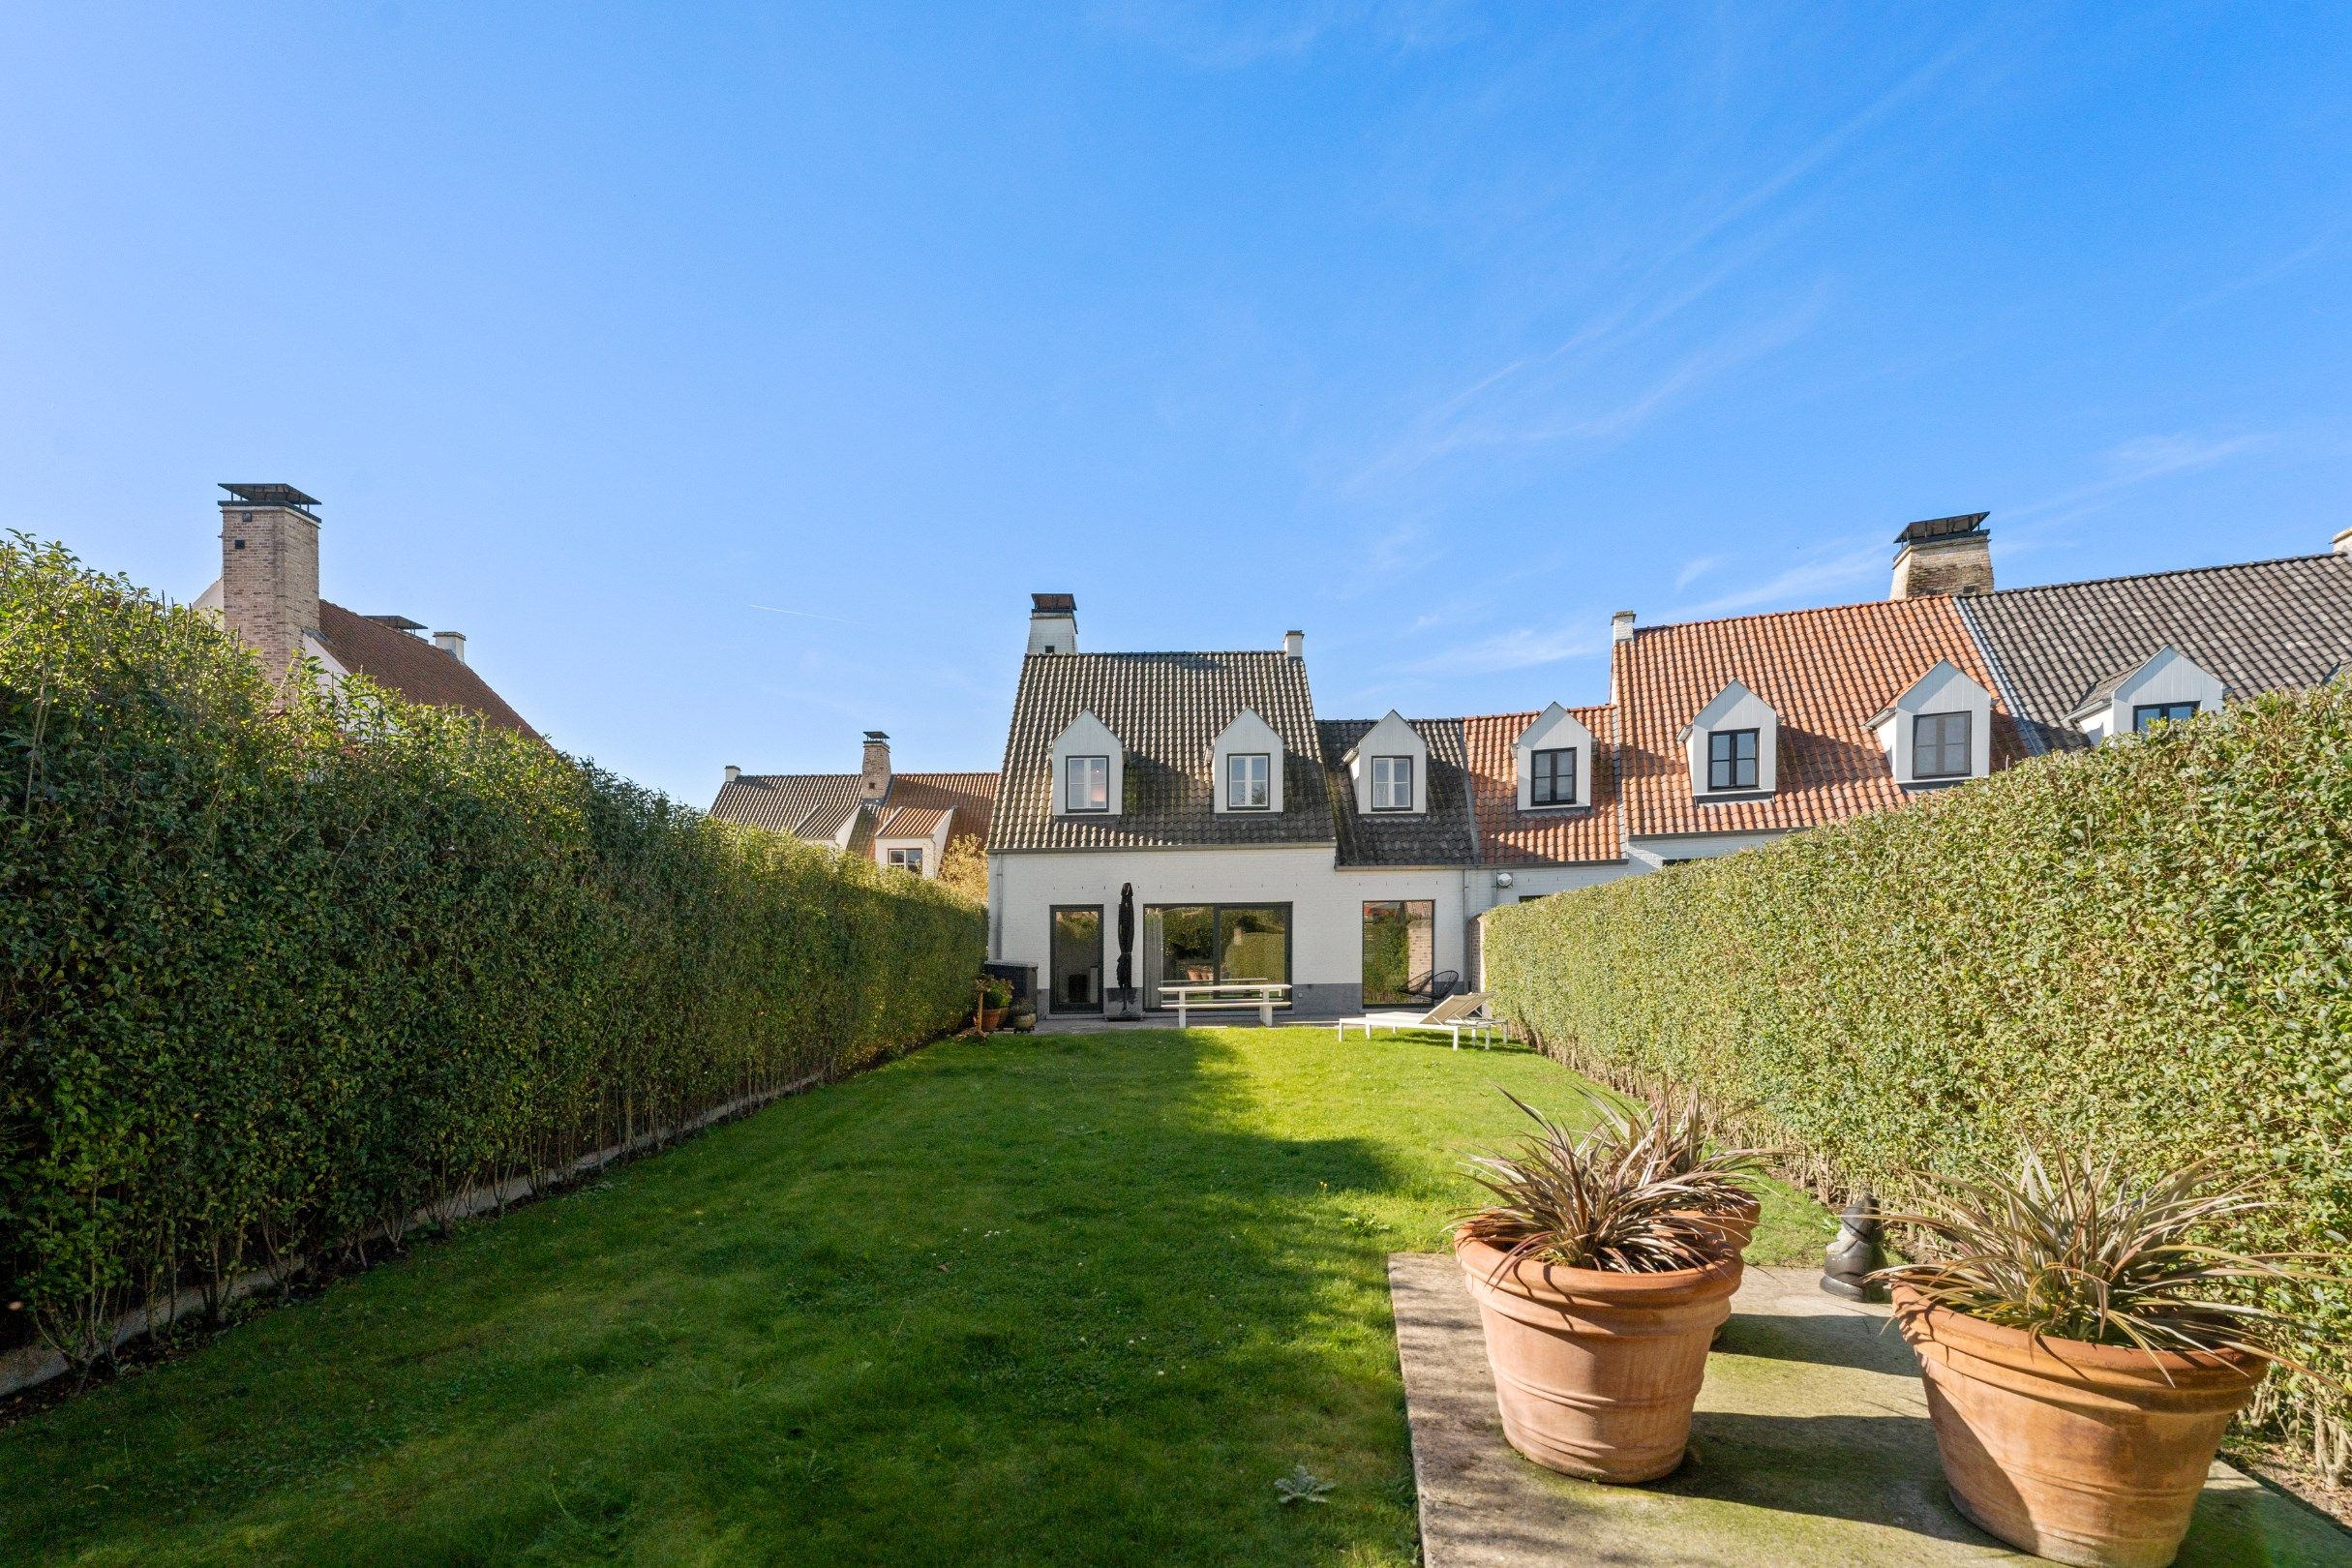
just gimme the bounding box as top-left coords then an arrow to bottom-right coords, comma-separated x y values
709,769 -> 996,846
1317,718 -> 1479,867
1954,554 -> 2352,753
1462,708 -> 1622,866
1616,594 -> 2024,839
990,651 -> 1335,851
314,600 -> 537,738
872,806 -> 950,840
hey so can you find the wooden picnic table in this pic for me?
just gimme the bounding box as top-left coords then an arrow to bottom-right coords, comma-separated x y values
1161,980 -> 1292,1028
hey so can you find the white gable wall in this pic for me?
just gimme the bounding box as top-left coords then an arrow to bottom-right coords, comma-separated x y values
1347,711 -> 1429,815
1870,661 -> 1993,785
1680,682 -> 1779,796
2079,648 -> 2225,742
1049,710 -> 1125,816
1513,703 -> 1596,810
1211,708 -> 1286,813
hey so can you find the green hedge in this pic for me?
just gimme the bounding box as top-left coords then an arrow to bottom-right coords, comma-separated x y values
1485,683 -> 2352,1447
0,537 -> 983,1367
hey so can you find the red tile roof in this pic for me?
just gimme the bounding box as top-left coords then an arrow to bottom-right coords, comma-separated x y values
315,601 -> 536,738
1616,595 -> 2022,838
1463,708 -> 1622,865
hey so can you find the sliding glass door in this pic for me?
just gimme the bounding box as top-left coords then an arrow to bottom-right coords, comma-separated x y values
1142,903 -> 1291,1009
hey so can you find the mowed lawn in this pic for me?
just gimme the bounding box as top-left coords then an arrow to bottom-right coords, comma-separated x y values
0,1027 -> 1831,1566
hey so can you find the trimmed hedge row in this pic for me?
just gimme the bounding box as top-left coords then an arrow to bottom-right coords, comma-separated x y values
1485,682 -> 2352,1449
0,537 -> 983,1367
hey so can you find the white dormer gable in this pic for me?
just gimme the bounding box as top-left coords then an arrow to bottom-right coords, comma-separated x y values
1345,710 -> 1429,816
1869,661 -> 1993,786
1677,680 -> 1779,798
1049,709 -> 1124,817
1211,708 -> 1284,814
1514,703 -> 1595,811
2069,647 -> 2226,743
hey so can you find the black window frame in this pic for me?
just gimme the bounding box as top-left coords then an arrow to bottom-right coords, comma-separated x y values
2132,701 -> 2199,734
1706,729 -> 1759,792
1912,710 -> 1973,779
1226,751 -> 1272,811
1529,745 -> 1578,806
1370,754 -> 1415,812
1063,753 -> 1109,813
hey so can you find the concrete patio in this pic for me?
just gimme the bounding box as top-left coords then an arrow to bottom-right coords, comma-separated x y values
1389,1253 -> 2350,1567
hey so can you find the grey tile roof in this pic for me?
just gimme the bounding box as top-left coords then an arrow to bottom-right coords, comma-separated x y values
1317,718 -> 1480,867
989,651 -> 1336,851
1957,553 -> 2352,753
709,773 -> 861,834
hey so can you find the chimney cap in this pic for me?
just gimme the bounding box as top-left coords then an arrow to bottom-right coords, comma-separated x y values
219,482 -> 321,512
364,614 -> 428,633
2333,528 -> 2352,556
1030,592 -> 1076,615
863,729 -> 890,741
1894,511 -> 1990,546
724,765 -> 740,782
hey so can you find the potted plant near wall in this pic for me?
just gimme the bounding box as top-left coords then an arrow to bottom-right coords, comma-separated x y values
976,977 -> 1011,1034
1875,1151 -> 2342,1568
1452,1092 -> 1747,1483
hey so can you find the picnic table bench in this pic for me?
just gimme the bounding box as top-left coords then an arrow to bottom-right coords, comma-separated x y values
1162,980 -> 1291,1028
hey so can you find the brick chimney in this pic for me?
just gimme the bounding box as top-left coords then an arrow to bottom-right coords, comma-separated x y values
1890,512 -> 1993,599
1027,592 -> 1077,655
217,483 -> 322,684
860,731 -> 891,800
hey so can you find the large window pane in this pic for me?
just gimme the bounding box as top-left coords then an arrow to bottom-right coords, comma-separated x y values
1530,747 -> 1576,806
1707,729 -> 1758,791
1362,900 -> 1434,1007
1144,904 -> 1215,1008
1218,905 -> 1289,986
1913,711 -> 1970,778
1065,755 -> 1108,811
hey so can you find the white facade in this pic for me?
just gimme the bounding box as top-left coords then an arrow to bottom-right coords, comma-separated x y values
1342,711 -> 1430,815
993,846 -> 1473,1016
1049,711 -> 1125,816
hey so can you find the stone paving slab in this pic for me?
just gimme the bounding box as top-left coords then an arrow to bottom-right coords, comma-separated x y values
1390,1253 -> 2351,1568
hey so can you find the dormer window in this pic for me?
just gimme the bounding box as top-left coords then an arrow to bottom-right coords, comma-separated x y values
1869,661 -> 1991,786
1913,712 -> 1971,778
1707,730 -> 1759,792
1212,708 -> 1286,814
1679,681 -> 1778,799
2069,648 -> 2222,745
1530,747 -> 1577,806
2133,701 -> 2198,733
1227,752 -> 1270,809
1371,755 -> 1414,811
1346,710 -> 1430,817
1065,755 -> 1109,812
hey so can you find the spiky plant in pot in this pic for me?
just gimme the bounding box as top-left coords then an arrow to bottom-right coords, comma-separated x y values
1577,1089 -> 1771,1251
1449,1090 -> 1746,1484
1874,1149 -> 2345,1568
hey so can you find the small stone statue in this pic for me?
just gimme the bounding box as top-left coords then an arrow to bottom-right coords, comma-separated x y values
1821,1192 -> 1887,1302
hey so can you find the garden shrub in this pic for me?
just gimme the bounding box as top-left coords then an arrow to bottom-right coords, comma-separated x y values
0,537 -> 983,1370
1484,684 -> 2352,1461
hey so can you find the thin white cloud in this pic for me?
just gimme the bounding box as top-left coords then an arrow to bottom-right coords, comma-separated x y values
1402,620 -> 1608,676
1674,554 -> 1723,590
751,602 -> 859,626
1672,536 -> 1886,618
1089,0 -> 1468,68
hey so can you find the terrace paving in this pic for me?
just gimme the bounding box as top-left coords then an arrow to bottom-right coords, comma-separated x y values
1390,1254 -> 2350,1567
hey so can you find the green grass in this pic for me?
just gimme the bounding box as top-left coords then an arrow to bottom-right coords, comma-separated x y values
0,1027 -> 1832,1566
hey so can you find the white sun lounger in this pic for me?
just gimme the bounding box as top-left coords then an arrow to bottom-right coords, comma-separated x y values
1334,990 -> 1502,1050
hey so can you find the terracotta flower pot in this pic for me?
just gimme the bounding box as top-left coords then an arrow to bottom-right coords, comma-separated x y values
1455,1234 -> 1741,1483
978,1005 -> 1007,1033
1891,1285 -> 2266,1568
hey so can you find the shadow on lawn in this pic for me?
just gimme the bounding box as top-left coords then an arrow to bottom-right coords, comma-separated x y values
0,1027 -> 1436,1567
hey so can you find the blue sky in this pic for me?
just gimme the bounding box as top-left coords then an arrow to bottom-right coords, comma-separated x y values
5,4 -> 2348,801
